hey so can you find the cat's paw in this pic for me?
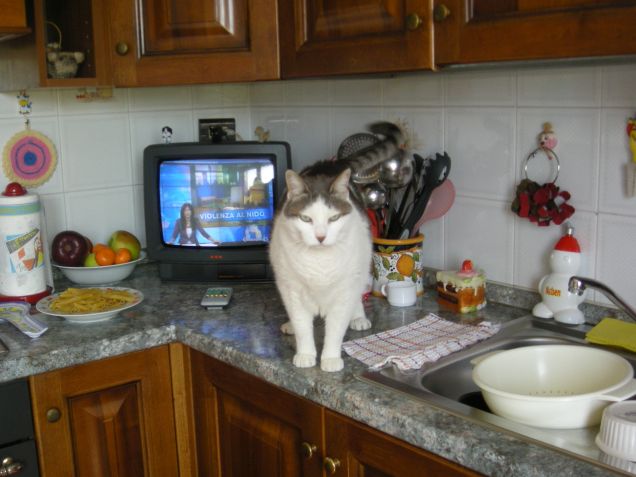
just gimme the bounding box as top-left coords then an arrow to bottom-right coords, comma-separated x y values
293,353 -> 316,368
280,321 -> 295,335
349,317 -> 372,331
320,357 -> 344,372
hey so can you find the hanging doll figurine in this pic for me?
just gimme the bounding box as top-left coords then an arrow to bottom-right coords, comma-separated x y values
538,122 -> 558,150
511,122 -> 575,226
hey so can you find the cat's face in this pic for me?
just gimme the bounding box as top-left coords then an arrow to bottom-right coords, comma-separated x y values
283,169 -> 353,247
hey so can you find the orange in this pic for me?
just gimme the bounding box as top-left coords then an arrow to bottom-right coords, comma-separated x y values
115,248 -> 132,264
396,254 -> 415,276
92,243 -> 109,254
95,247 -> 116,266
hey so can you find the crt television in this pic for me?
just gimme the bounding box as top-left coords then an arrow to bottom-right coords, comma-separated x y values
143,141 -> 291,282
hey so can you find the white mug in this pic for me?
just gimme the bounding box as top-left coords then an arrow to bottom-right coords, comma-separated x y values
381,281 -> 417,307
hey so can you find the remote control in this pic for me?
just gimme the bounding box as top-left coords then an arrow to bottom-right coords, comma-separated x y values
201,287 -> 233,310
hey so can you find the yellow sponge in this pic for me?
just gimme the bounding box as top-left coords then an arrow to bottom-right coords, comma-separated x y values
586,318 -> 636,353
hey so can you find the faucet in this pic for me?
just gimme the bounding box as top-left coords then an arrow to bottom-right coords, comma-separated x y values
568,276 -> 636,322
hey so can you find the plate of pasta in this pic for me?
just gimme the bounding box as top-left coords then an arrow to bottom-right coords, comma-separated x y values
36,287 -> 144,323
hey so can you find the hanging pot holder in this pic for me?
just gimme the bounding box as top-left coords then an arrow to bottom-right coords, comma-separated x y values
511,147 -> 575,226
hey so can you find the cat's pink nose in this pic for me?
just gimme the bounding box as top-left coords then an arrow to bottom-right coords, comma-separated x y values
316,235 -> 326,243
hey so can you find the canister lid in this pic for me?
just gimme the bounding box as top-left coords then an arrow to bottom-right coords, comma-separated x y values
0,182 -> 39,206
3,182 -> 26,196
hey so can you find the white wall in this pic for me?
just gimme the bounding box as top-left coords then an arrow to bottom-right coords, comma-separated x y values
0,63 -> 635,308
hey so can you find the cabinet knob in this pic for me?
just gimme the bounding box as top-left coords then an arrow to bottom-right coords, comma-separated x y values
323,457 -> 341,475
434,4 -> 451,22
405,13 -> 423,31
46,407 -> 61,423
300,442 -> 318,459
0,457 -> 24,476
115,42 -> 130,56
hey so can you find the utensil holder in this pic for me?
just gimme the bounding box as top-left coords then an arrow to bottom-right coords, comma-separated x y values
371,235 -> 424,297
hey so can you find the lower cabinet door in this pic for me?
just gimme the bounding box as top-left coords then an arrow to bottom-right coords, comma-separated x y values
189,349 -> 324,477
324,410 -> 482,477
29,346 -> 178,477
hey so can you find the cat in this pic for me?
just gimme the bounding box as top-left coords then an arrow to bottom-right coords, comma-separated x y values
269,121 -> 405,372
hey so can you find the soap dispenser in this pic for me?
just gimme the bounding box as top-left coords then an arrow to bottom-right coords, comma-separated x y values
532,223 -> 586,325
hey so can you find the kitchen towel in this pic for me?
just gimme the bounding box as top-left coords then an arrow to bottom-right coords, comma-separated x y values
342,313 -> 501,371
586,317 -> 636,353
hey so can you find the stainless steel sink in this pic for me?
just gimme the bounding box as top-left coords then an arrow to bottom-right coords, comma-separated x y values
359,315 -> 636,472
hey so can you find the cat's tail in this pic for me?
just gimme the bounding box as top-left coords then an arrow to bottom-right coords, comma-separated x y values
367,121 -> 404,147
343,121 -> 406,183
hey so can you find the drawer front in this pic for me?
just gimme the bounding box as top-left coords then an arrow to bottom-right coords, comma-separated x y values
0,379 -> 34,444
0,440 -> 40,477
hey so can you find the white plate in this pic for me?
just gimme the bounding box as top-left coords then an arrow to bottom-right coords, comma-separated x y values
35,287 -> 144,324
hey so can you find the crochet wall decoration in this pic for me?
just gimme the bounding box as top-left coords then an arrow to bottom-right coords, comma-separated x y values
511,123 -> 575,226
2,91 -> 58,188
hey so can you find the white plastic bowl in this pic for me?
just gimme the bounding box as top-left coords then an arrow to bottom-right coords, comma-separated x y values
472,345 -> 636,429
596,402 -> 636,461
53,251 -> 146,286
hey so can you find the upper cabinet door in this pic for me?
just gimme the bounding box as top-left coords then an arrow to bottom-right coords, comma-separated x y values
279,0 -> 434,78
0,0 -> 31,40
435,0 -> 636,65
108,0 -> 280,87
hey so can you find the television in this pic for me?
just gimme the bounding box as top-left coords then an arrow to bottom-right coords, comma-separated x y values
143,141 -> 291,282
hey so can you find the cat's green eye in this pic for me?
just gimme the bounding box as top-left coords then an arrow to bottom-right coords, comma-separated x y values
328,214 -> 342,222
299,215 -> 312,223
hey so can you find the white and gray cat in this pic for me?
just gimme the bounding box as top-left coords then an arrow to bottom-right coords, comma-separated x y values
270,121 -> 404,372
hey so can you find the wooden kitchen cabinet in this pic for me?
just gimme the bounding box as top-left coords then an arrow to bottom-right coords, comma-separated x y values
106,0 -> 280,87
33,0 -> 112,87
185,347 -> 324,476
324,410 -> 481,476
183,347 -> 480,477
29,346 -> 179,477
434,0 -> 636,65
0,0 -> 31,41
278,0 -> 435,78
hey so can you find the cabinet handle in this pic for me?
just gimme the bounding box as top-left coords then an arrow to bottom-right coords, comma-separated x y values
405,13 -> 423,31
0,457 -> 24,476
46,407 -> 61,423
115,42 -> 130,56
434,4 -> 451,22
323,457 -> 341,475
300,442 -> 318,459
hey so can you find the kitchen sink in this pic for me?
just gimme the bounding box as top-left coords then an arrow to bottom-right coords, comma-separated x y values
359,315 -> 636,471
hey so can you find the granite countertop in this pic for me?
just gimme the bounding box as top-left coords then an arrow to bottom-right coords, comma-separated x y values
0,263 -> 628,477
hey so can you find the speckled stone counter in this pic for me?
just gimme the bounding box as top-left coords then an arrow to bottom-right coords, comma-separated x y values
0,263 -> 628,477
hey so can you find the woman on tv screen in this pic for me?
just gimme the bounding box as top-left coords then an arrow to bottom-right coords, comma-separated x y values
171,202 -> 220,246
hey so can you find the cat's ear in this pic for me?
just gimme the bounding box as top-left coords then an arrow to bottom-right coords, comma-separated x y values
330,168 -> 351,200
285,170 -> 307,199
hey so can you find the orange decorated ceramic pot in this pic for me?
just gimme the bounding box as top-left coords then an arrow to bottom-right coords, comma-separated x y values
371,235 -> 424,297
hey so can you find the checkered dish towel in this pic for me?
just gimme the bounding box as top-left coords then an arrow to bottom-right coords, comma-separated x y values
342,313 -> 501,371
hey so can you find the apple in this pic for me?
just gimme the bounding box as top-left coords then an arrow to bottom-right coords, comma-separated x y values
108,230 -> 141,260
52,231 -> 90,267
84,253 -> 98,267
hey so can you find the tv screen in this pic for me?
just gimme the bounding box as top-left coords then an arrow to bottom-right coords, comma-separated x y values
144,141 -> 291,282
158,157 -> 275,247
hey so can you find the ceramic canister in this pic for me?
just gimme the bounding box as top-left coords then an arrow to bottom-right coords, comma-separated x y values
372,235 -> 425,297
0,183 -> 51,297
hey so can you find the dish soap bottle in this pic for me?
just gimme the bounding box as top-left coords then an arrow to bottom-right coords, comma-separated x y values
532,224 -> 586,324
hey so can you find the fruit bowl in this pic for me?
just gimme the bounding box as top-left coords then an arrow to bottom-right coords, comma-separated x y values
53,251 -> 146,286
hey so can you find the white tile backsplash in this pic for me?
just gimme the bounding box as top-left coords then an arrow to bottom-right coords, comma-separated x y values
59,114 -> 132,191
517,66 -> 601,107
2,62 -> 635,310
445,70 -> 516,106
445,107 -> 516,201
